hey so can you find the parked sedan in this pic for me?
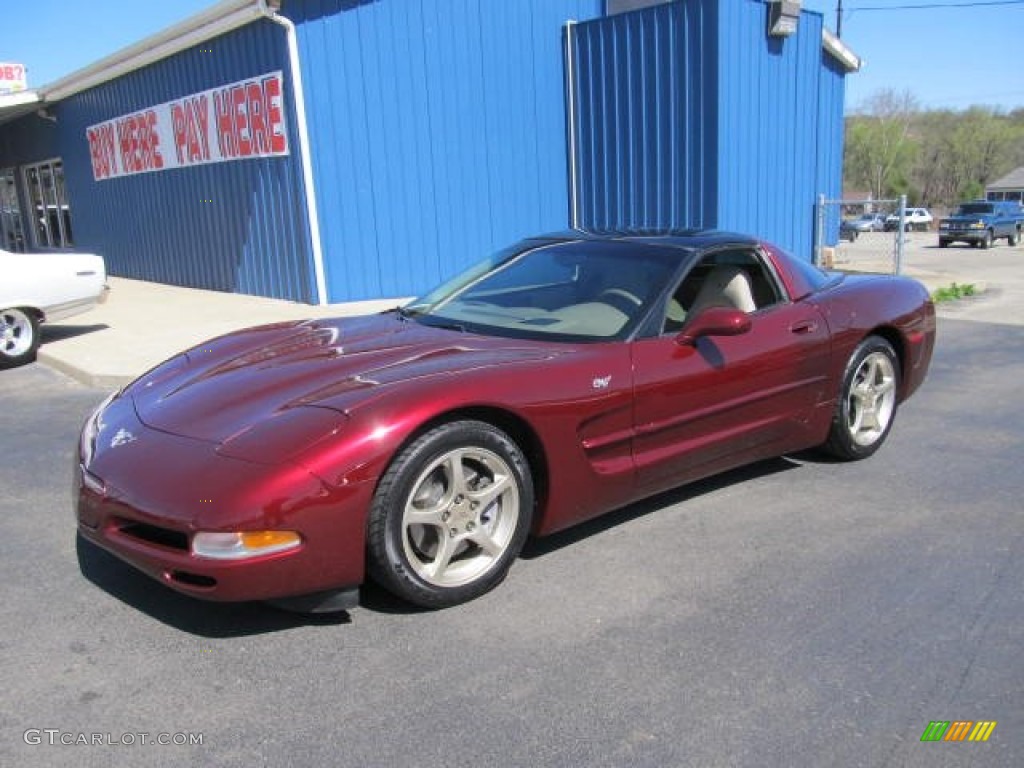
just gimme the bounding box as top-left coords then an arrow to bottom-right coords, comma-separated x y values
848,213 -> 887,232
839,219 -> 860,242
1,249 -> 108,368
76,230 -> 935,612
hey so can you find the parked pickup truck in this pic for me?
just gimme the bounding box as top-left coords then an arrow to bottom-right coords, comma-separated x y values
938,200 -> 1024,249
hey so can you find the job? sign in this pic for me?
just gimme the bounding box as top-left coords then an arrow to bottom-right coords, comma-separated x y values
86,71 -> 289,181
0,62 -> 28,94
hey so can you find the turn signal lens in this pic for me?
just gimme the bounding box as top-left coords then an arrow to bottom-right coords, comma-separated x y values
192,530 -> 302,560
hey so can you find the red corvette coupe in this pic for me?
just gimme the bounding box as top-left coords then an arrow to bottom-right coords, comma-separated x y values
76,231 -> 935,611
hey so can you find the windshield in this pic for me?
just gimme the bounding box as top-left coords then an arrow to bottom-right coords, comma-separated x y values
404,239 -> 685,342
956,203 -> 992,215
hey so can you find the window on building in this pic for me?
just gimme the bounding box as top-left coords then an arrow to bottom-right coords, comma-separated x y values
0,168 -> 26,252
22,158 -> 73,249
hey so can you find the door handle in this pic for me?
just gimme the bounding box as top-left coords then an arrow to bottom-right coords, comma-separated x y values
790,320 -> 818,335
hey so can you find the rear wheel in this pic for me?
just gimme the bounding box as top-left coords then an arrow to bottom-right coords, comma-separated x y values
0,308 -> 40,369
366,420 -> 534,608
822,336 -> 900,461
1009,230 -> 1019,246
938,239 -> 949,248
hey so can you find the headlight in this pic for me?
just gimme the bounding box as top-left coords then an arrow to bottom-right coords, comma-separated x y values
80,391 -> 117,467
969,221 -> 985,229
192,530 -> 302,560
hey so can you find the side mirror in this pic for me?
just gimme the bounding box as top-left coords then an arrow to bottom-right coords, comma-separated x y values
675,306 -> 752,346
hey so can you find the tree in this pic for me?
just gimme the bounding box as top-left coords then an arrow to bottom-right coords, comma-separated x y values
844,91 -> 1024,208
844,89 -> 920,200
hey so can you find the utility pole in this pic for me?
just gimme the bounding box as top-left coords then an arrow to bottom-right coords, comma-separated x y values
837,0 -> 844,37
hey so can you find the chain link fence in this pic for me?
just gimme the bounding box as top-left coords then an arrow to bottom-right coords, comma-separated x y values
816,195 -> 915,275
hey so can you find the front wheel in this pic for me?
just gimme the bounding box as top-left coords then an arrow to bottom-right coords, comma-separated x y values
0,308 -> 41,369
822,336 -> 900,461
366,420 -> 534,608
1009,230 -> 1019,246
981,230 -> 993,249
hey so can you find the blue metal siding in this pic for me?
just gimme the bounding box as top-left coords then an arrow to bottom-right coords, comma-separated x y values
567,0 -> 845,260
716,1 -> 841,260
568,1 -> 717,231
288,0 -> 603,302
53,20 -> 316,302
817,53 -> 847,245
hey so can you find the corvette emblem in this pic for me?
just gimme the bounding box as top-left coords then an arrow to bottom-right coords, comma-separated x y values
592,375 -> 612,390
110,428 -> 137,448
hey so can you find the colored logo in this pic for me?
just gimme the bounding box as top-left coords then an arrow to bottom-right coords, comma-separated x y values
920,721 -> 997,742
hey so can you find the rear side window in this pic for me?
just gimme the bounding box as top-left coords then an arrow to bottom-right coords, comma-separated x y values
787,255 -> 833,292
761,242 -> 833,300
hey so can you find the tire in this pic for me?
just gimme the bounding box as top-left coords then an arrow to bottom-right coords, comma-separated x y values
1009,230 -> 1019,246
366,420 -> 534,608
0,308 -> 41,369
822,336 -> 900,461
981,230 -> 993,249
938,239 -> 948,248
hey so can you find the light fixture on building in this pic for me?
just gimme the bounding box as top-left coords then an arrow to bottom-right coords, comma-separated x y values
767,0 -> 802,38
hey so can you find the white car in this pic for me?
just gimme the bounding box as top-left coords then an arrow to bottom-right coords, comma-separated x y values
1,249 -> 108,369
885,208 -> 933,232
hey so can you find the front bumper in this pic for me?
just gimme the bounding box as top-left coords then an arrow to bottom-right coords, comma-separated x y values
938,229 -> 985,242
75,394 -> 373,605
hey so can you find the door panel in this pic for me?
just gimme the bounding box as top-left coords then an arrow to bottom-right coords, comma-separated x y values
631,301 -> 829,492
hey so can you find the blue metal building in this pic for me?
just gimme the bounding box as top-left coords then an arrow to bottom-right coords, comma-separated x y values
0,0 -> 859,305
567,1 -> 851,258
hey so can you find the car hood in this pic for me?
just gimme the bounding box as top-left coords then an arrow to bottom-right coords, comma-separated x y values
129,313 -> 561,444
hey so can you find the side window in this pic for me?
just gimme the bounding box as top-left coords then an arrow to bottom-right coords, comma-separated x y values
662,249 -> 784,334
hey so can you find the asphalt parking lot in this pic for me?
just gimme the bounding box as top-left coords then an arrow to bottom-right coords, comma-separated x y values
2,240 -> 1022,767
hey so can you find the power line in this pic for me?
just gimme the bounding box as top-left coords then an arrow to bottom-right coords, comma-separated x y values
848,0 -> 1024,10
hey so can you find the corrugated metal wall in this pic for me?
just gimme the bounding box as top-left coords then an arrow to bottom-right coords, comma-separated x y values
716,1 -> 841,259
287,0 -> 603,302
54,21 -> 317,302
567,1 -> 717,231
816,53 -> 848,246
567,0 -> 845,260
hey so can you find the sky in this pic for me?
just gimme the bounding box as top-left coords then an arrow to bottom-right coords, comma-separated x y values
3,0 -> 1023,114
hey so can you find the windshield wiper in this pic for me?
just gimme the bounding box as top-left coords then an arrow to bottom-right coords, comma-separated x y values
428,320 -> 467,333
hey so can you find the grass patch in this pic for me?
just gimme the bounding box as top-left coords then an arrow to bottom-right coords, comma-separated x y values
931,282 -> 977,302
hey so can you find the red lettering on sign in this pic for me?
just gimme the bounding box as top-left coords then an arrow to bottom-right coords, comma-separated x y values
171,104 -> 187,164
194,95 -> 211,161
171,96 -> 212,165
232,85 -> 251,157
87,124 -> 118,180
116,111 -> 163,174
263,75 -> 286,153
214,89 -> 236,158
247,83 -> 268,155
145,111 -> 165,170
